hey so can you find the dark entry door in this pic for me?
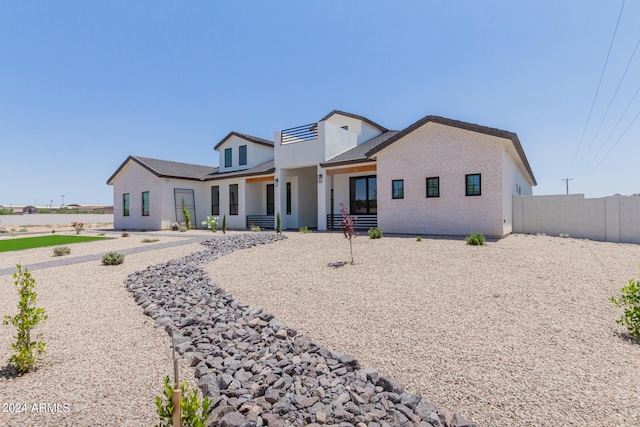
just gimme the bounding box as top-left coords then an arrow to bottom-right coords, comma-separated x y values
266,184 -> 274,215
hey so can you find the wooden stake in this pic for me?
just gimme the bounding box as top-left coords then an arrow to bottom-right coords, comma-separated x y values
172,388 -> 182,427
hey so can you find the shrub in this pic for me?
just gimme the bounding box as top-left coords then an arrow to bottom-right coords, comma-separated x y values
250,224 -> 261,232
102,252 -> 124,265
181,200 -> 191,230
53,246 -> 71,256
466,233 -> 485,246
276,212 -> 282,234
141,238 -> 159,243
0,208 -> 14,215
610,268 -> 640,339
222,214 -> 227,234
367,227 -> 383,239
19,228 -> 28,233
51,229 -> 56,234
156,376 -> 211,427
416,236 -> 422,242
2,265 -> 47,373
299,226 -> 311,234
122,232 -> 129,237
340,203 -> 357,265
71,221 -> 84,234
179,226 -> 188,232
98,233 -> 105,236
201,215 -> 219,232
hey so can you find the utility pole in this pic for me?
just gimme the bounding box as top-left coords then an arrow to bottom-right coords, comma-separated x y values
561,178 -> 573,195
60,195 -> 65,206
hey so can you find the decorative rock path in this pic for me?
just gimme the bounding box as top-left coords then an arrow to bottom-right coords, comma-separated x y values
125,233 -> 477,427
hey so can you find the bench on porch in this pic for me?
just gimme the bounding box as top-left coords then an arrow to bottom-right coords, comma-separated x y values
326,214 -> 377,230
246,215 -> 275,230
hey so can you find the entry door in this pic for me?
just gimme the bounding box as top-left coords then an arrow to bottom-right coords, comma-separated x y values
266,184 -> 274,215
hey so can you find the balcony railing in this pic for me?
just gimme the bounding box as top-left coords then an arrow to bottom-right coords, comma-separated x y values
281,123 -> 318,144
327,214 -> 377,230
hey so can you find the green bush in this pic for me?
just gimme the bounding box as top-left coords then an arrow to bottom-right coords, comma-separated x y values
250,224 -> 261,232
179,226 -> 188,233
141,238 -> 159,243
222,214 -> 227,234
19,228 -> 28,233
156,376 -> 211,427
53,246 -> 71,256
181,200 -> 191,230
416,236 -> 422,242
0,208 -> 14,215
466,233 -> 485,245
610,268 -> 640,339
299,226 -> 311,234
2,265 -> 47,373
367,227 -> 383,239
102,252 -> 124,265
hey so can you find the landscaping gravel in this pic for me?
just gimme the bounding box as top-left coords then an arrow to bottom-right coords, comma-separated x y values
206,232 -> 640,427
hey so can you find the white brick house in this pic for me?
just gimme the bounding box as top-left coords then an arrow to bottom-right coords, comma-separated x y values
108,111 -> 536,237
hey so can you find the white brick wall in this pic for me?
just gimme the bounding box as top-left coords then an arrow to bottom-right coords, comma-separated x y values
376,122 -> 507,237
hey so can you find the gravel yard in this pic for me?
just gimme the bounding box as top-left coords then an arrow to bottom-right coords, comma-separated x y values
206,232 -> 640,427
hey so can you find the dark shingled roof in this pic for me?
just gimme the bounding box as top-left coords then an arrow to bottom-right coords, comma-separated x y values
365,115 -> 537,185
108,156 -> 275,184
207,160 -> 275,181
214,131 -> 274,150
320,131 -> 400,167
107,156 -> 218,184
319,110 -> 388,132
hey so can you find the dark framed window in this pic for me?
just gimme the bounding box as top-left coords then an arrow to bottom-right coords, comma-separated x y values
466,174 -> 481,196
239,145 -> 247,166
286,182 -> 292,215
142,191 -> 150,216
426,177 -> 439,198
266,184 -> 274,215
123,193 -> 130,216
392,180 -> 404,199
225,148 -> 232,168
229,184 -> 238,215
349,176 -> 377,214
211,186 -> 219,215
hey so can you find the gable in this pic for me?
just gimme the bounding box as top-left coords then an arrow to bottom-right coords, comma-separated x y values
214,131 -> 274,151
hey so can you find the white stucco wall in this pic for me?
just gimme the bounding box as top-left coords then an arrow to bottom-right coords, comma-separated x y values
375,122 -> 506,237
217,135 -> 274,173
159,178 -> 208,230
209,178 -> 248,229
501,148 -> 534,235
275,127 -> 325,169
112,161 -> 165,230
323,122 -> 358,161
324,114 -> 383,144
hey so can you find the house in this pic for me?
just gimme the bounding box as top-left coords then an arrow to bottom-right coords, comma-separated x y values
107,111 -> 536,237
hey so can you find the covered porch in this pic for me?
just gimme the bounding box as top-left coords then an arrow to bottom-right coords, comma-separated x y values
244,175 -> 276,229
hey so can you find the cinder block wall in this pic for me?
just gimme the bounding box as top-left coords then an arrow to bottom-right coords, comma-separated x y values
513,194 -> 640,243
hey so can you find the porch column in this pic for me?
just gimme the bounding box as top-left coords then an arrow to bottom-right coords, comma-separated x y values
317,165 -> 328,230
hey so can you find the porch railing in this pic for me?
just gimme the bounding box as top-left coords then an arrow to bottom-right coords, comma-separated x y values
247,215 -> 275,230
280,123 -> 318,144
327,214 -> 377,230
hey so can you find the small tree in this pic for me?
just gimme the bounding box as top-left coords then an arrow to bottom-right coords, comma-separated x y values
276,212 -> 282,234
182,200 -> 192,230
156,376 -> 211,427
3,265 -> 47,373
222,214 -> 227,234
340,203 -> 357,265
71,221 -> 84,234
610,267 -> 640,339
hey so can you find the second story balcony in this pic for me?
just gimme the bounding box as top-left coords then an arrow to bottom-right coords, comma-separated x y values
280,123 -> 318,144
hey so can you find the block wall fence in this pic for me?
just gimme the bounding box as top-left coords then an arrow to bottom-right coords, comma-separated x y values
513,194 -> 640,244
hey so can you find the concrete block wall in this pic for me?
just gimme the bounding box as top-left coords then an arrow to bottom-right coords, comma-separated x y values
513,194 -> 640,244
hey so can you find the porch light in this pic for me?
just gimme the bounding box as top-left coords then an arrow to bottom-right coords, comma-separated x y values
274,178 -> 279,187
318,173 -> 323,184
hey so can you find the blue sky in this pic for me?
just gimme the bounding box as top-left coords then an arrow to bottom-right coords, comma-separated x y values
1,1 -> 639,206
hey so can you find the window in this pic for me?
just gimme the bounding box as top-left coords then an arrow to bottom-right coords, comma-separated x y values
211,186 -> 220,215
392,180 -> 404,199
466,174 -> 481,196
341,125 -> 349,130
239,145 -> 247,166
229,184 -> 238,215
266,184 -> 274,215
225,148 -> 232,168
426,177 -> 439,198
286,182 -> 292,215
142,191 -> 150,216
349,176 -> 377,214
123,193 -> 130,216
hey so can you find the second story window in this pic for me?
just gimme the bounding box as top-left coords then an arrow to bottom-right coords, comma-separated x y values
239,145 -> 247,166
225,148 -> 232,168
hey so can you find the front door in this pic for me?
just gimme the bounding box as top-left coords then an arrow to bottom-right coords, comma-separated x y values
266,184 -> 274,215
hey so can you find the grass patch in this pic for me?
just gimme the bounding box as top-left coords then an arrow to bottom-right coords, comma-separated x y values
0,235 -> 109,252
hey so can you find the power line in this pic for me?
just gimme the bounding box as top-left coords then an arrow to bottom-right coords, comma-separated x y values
568,0 -> 626,174
573,32 -> 640,173
582,106 -> 640,180
579,82 -> 640,177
